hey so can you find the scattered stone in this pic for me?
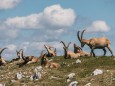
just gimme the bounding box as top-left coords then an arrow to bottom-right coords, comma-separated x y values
62,62 -> 67,65
76,59 -> 81,64
92,69 -> 103,76
11,80 -> 17,83
67,64 -> 70,67
23,72 -> 27,74
113,58 -> 115,60
69,81 -> 78,86
66,79 -> 71,83
49,59 -> 53,61
0,84 -> 5,86
1,75 -> 4,77
50,76 -> 61,80
84,83 -> 91,86
30,72 -> 42,81
106,70 -> 110,72
15,72 -> 22,80
67,73 -> 75,79
34,66 -> 42,72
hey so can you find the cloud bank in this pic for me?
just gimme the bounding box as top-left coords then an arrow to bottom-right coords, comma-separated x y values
0,0 -> 21,10
4,4 -> 76,29
86,20 -> 110,32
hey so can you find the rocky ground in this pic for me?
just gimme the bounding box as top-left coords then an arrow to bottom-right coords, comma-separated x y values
0,56 -> 115,86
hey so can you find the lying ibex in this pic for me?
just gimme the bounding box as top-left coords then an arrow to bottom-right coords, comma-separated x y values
10,49 -> 23,62
74,43 -> 90,57
60,41 -> 80,59
77,29 -> 113,57
44,45 -> 56,57
0,48 -> 7,66
17,49 -> 40,67
41,53 -> 60,69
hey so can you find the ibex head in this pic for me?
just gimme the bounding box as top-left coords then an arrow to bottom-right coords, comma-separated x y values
60,41 -> 71,51
77,29 -> 86,48
16,49 -> 23,59
41,53 -> 47,65
74,43 -> 82,53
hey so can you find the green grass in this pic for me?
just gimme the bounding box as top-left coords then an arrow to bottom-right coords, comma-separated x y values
0,56 -> 115,86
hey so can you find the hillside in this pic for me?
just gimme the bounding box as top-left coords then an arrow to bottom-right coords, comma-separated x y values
0,56 -> 115,86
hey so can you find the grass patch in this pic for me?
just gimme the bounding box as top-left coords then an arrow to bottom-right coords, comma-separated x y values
0,56 -> 115,85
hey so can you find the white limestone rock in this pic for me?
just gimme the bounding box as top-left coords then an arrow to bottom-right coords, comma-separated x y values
92,69 -> 103,76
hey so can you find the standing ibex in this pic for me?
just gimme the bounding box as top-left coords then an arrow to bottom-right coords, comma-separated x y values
60,41 -> 80,59
0,48 -> 7,66
44,45 -> 56,57
77,29 -> 113,57
41,53 -> 60,69
74,43 -> 90,57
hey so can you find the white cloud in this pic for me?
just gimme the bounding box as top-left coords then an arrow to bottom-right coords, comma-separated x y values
0,4 -> 76,41
86,20 -> 110,32
0,0 -> 21,10
6,44 -> 17,51
4,4 -> 76,29
17,41 -> 63,56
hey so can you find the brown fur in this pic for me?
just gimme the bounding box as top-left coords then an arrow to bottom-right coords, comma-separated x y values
41,54 -> 60,69
16,49 -> 40,67
44,45 -> 56,57
77,30 -> 113,57
61,41 -> 80,59
74,43 -> 90,57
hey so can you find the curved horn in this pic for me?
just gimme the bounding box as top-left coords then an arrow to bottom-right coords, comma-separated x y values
19,49 -> 23,52
44,45 -> 47,48
21,50 -> 26,61
77,31 -> 81,43
74,43 -> 82,50
0,48 -> 8,55
77,46 -> 82,50
40,50 -> 45,56
81,29 -> 86,40
40,53 -> 46,65
63,47 -> 67,59
67,42 -> 71,48
60,41 -> 66,48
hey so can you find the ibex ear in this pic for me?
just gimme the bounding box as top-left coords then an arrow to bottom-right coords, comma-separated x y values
54,48 -> 56,52
44,45 -> 47,48
19,49 -> 23,52
16,50 -> 18,53
67,42 -> 71,48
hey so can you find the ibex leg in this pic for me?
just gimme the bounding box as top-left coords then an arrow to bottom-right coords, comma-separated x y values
107,45 -> 113,56
103,48 -> 107,56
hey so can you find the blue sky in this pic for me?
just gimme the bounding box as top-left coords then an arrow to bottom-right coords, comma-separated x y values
0,0 -> 115,60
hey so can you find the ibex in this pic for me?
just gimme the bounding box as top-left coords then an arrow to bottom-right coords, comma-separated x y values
44,45 -> 56,57
60,41 -> 80,59
77,29 -> 113,57
0,48 -> 7,66
17,49 -> 40,67
74,43 -> 90,57
41,53 -> 60,69
10,49 -> 23,63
